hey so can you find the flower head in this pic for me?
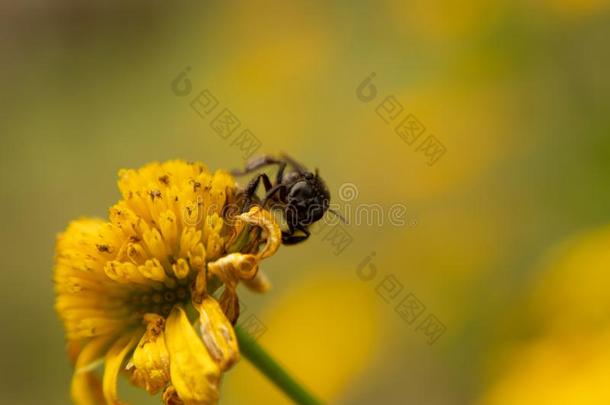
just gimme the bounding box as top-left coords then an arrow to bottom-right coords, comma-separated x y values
54,160 -> 281,404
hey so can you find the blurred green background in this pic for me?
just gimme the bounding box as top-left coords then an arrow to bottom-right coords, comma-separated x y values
2,1 -> 610,404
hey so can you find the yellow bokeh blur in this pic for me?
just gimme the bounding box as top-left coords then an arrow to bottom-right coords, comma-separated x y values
223,274 -> 384,404
481,226 -> 610,405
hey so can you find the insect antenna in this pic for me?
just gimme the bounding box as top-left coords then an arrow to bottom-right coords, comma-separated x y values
328,208 -> 347,224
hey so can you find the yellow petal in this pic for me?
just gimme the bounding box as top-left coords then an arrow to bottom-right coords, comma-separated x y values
166,306 -> 221,405
219,286 -> 240,324
158,210 -> 179,251
103,332 -> 141,405
71,335 -> 114,405
128,314 -> 171,394
203,214 -> 225,260
193,267 -> 208,301
163,385 -> 184,405
188,243 -> 206,272
208,253 -> 259,282
238,206 -> 281,260
172,258 -> 190,280
73,373 -> 105,405
195,297 -> 239,371
242,270 -> 272,293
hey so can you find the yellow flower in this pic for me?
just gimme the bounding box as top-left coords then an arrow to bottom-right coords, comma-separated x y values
54,160 -> 281,405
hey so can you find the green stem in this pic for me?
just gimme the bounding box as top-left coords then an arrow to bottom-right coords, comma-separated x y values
235,326 -> 323,405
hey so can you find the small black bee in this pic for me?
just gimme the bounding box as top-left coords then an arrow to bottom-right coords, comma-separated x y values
232,154 -> 342,245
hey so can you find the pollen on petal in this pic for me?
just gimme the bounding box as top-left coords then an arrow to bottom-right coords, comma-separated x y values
128,314 -> 171,394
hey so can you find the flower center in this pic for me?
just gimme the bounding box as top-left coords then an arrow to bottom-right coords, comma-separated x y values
129,285 -> 191,318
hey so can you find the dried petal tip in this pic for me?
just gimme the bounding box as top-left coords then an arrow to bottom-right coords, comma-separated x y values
163,386 -> 184,405
196,296 -> 239,371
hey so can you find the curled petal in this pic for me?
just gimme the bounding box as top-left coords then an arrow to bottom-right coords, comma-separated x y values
67,339 -> 84,365
128,314 -> 170,394
163,385 -> 184,405
166,306 -> 221,405
238,206 -> 281,260
195,297 -> 239,371
74,373 -> 105,405
208,253 -> 258,283
223,216 -> 246,248
193,267 -> 208,301
103,332 -> 141,405
206,252 -> 259,323
71,335 -> 114,405
242,270 -> 272,293
219,286 -> 240,325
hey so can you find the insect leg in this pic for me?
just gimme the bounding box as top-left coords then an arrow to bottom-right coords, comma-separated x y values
243,173 -> 273,211
261,184 -> 286,208
231,155 -> 282,176
279,153 -> 307,174
282,225 -> 310,245
276,161 -> 287,184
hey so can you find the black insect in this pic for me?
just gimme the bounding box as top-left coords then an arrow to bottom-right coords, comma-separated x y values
232,154 -> 342,245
